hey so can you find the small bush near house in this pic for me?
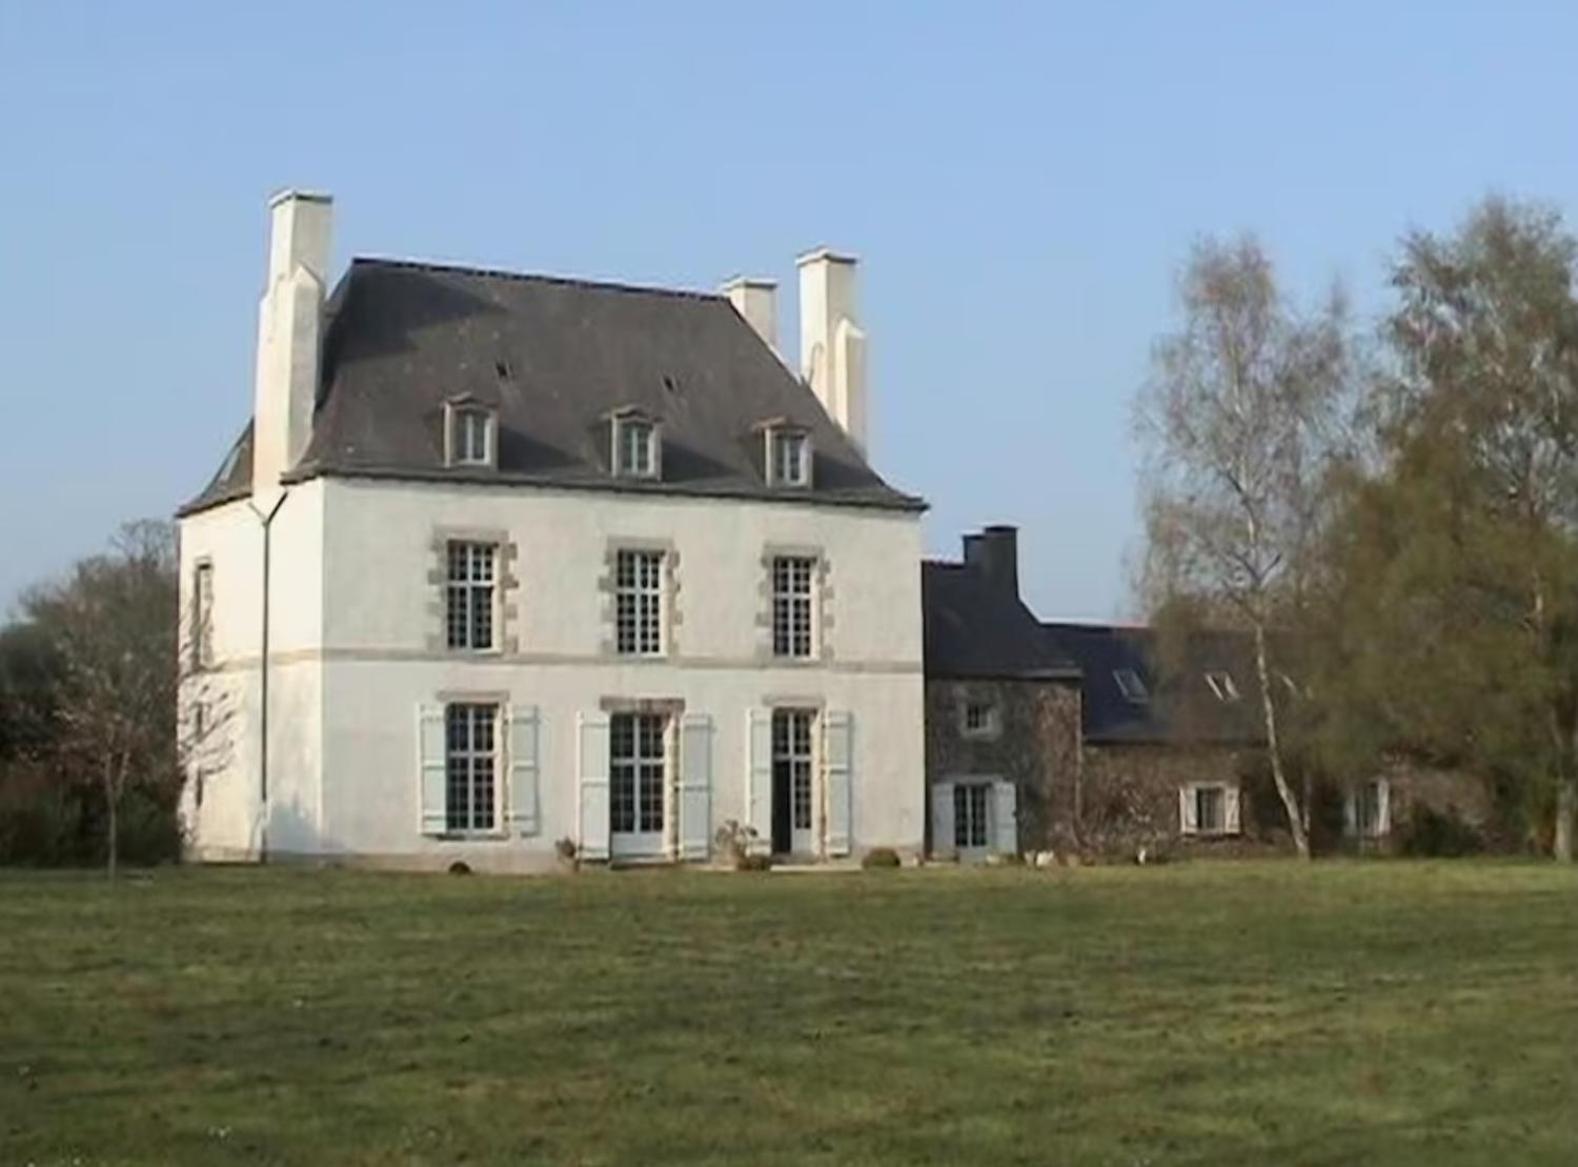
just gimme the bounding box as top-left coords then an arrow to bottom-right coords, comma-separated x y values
861,847 -> 901,869
447,861 -> 473,876
554,836 -> 578,870
735,852 -> 773,872
1399,805 -> 1484,857
714,819 -> 766,870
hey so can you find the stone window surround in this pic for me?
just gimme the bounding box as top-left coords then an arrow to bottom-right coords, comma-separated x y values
756,543 -> 833,664
957,695 -> 1002,741
426,529 -> 521,655
597,538 -> 682,659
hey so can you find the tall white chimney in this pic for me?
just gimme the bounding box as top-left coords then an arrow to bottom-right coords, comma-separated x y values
721,276 -> 778,351
252,189 -> 333,498
797,248 -> 867,453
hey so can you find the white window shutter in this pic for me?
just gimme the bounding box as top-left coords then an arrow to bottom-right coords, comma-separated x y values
577,712 -> 611,861
824,710 -> 853,857
418,703 -> 447,835
1179,785 -> 1197,835
1224,783 -> 1241,835
508,705 -> 540,836
931,782 -> 956,858
678,712 -> 712,861
746,708 -> 773,851
992,780 -> 1018,855
1377,779 -> 1391,836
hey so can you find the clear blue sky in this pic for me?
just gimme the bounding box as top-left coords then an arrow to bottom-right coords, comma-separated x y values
3,1 -> 1576,621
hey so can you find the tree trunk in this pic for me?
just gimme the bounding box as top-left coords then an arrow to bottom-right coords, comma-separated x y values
1557,775 -> 1575,863
103,760 -> 118,882
1252,620 -> 1310,859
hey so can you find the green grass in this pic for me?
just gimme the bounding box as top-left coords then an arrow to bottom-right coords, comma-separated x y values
1,862 -> 1575,1166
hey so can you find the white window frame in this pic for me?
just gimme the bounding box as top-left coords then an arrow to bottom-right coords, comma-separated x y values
766,427 -> 812,488
1114,667 -> 1149,704
1204,670 -> 1240,701
772,708 -> 817,847
445,541 -> 498,652
613,415 -> 660,479
444,702 -> 501,835
615,549 -> 665,657
959,699 -> 1000,740
445,402 -> 497,468
771,555 -> 816,659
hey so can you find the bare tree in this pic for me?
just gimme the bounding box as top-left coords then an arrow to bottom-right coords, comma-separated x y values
1135,237 -> 1352,858
21,521 -> 214,877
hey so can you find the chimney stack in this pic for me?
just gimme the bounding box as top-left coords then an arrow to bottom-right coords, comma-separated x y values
721,277 -> 778,350
797,248 -> 867,453
963,525 -> 1020,599
252,189 -> 333,499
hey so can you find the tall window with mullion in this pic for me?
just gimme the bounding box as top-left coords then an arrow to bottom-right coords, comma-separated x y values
610,712 -> 665,834
446,541 -> 497,651
771,556 -> 815,658
445,703 -> 497,832
615,550 -> 664,656
954,782 -> 990,849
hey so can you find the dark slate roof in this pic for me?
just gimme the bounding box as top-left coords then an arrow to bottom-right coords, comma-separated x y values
922,561 -> 1080,680
1040,622 -> 1264,746
181,258 -> 924,515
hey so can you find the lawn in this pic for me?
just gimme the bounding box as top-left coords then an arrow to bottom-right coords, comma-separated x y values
1,862 -> 1575,1166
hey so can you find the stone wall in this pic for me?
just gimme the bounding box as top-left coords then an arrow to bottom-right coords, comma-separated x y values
1081,743 -> 1276,856
924,678 -> 1082,853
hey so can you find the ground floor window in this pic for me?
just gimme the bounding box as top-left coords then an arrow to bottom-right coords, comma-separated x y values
771,709 -> 815,852
954,782 -> 990,849
611,712 -> 666,835
1196,785 -> 1225,834
445,703 -> 498,832
1355,778 -> 1390,838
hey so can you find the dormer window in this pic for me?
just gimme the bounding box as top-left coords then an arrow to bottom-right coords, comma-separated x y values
1114,668 -> 1149,704
1204,670 -> 1240,701
445,400 -> 496,468
758,419 -> 812,488
769,427 -> 811,487
611,410 -> 660,479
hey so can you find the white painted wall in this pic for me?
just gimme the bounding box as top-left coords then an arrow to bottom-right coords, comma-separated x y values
181,476 -> 924,869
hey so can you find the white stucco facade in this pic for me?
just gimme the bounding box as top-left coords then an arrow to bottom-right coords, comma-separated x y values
180,477 -> 925,870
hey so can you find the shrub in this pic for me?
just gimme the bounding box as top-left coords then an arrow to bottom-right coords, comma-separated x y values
735,852 -> 773,872
861,847 -> 901,869
713,819 -> 765,870
1399,805 -> 1483,857
447,860 -> 473,876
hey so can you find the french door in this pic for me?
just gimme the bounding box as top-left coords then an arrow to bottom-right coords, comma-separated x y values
772,709 -> 816,856
610,712 -> 666,857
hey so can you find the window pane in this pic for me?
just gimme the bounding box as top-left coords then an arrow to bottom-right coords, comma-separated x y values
615,550 -> 663,656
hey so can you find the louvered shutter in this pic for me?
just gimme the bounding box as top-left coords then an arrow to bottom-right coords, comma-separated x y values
577,712 -> 611,861
931,782 -> 956,858
746,708 -> 772,851
418,704 -> 448,835
508,706 -> 540,836
824,710 -> 853,857
678,713 -> 712,861
1224,783 -> 1242,835
1376,779 -> 1391,837
1179,785 -> 1198,835
992,780 -> 1018,855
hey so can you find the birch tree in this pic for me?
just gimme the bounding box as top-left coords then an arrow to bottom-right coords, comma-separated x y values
1136,237 -> 1352,858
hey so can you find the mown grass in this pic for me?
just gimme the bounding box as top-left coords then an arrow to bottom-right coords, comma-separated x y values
1,861 -> 1575,1165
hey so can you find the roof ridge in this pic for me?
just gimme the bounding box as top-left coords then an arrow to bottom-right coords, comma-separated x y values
349,255 -> 725,302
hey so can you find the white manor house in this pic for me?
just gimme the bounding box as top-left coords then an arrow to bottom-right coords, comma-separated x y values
178,190 -> 928,870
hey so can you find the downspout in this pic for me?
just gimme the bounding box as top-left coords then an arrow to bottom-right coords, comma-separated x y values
248,491 -> 289,861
